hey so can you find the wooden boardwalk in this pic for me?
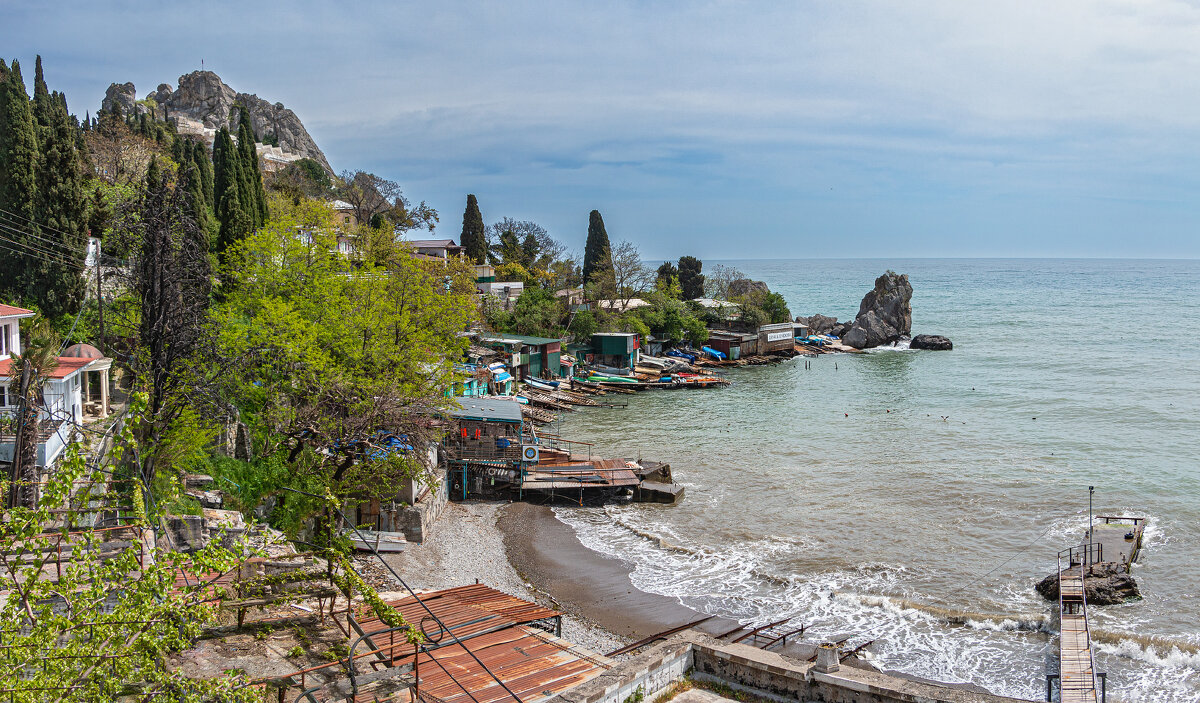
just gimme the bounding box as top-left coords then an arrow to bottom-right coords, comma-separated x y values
1057,546 -> 1099,703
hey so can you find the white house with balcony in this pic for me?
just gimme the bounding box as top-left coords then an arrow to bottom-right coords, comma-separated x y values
0,304 -> 112,469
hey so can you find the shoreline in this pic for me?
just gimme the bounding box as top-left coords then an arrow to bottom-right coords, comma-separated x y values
499,502 -> 742,641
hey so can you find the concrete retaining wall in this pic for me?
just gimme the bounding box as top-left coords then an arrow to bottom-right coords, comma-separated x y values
548,640 -> 693,703
686,633 -> 1030,703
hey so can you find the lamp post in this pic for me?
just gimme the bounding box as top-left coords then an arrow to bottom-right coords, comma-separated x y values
1088,485 -> 1095,542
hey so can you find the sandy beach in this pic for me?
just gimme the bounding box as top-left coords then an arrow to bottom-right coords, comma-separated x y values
377,500 -> 627,655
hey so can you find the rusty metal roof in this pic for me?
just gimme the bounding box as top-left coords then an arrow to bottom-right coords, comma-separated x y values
352,585 -> 608,703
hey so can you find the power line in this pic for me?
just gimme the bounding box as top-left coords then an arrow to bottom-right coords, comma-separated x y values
0,231 -> 88,272
0,231 -> 87,272
0,214 -> 88,259
0,212 -> 89,259
0,219 -> 87,261
0,205 -> 82,240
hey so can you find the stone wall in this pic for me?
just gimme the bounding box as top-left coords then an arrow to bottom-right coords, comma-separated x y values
387,470 -> 450,543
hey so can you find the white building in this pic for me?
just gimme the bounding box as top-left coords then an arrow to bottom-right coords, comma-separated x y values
0,304 -> 111,469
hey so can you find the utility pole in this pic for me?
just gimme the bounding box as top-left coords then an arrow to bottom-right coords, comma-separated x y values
95,235 -> 104,354
7,363 -> 32,509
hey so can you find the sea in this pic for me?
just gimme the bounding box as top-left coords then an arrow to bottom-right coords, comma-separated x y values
551,258 -> 1200,702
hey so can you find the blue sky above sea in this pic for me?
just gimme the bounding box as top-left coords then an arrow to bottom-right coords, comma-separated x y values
5,1 -> 1200,259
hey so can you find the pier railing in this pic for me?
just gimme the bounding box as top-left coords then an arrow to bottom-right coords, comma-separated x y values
1059,542 -> 1102,568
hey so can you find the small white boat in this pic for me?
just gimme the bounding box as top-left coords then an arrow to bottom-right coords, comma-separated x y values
342,529 -> 407,553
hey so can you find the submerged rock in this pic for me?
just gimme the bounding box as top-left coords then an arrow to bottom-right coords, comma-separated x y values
1035,562 -> 1141,605
911,334 -> 953,350
843,271 -> 913,349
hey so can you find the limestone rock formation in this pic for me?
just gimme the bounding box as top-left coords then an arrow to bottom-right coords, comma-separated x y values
910,334 -> 953,350
728,278 -> 770,298
843,272 -> 913,349
101,82 -> 140,116
101,71 -> 331,172
1035,562 -> 1141,605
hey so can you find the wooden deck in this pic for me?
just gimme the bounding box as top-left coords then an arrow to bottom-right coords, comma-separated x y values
1057,548 -> 1099,703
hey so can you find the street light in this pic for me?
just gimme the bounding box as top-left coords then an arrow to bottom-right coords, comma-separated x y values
1088,485 -> 1095,542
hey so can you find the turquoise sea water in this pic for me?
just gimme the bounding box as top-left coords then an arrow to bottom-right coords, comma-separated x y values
553,259 -> 1200,702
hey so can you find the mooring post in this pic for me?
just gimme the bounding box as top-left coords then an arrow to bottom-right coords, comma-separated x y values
813,643 -> 840,673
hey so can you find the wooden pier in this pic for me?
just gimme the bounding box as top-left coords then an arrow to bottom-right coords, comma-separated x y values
1057,543 -> 1100,703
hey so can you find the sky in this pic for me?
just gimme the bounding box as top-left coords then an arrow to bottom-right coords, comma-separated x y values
4,1 -> 1200,259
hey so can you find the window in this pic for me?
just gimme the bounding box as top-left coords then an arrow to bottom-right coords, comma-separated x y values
0,384 -> 7,407
0,324 -> 7,355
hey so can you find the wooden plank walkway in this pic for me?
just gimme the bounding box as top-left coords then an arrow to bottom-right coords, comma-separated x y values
1058,549 -> 1099,703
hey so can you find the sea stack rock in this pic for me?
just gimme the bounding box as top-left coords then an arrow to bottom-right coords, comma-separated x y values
911,334 -> 953,350
1035,562 -> 1140,605
843,271 -> 913,349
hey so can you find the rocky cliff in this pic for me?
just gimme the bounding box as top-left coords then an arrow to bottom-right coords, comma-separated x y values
101,71 -> 331,172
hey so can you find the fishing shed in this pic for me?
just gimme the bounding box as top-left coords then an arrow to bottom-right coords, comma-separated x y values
478,334 -> 563,380
590,332 -> 641,369
758,322 -> 796,354
443,398 -> 533,498
706,330 -> 747,360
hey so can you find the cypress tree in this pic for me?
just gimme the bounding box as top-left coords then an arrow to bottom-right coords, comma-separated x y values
193,138 -> 214,209
677,256 -> 704,300
180,161 -> 210,235
31,56 -> 51,127
460,194 -> 486,264
236,105 -> 267,228
145,155 -> 161,190
0,60 -> 42,307
582,209 -> 612,285
215,175 -> 250,258
30,79 -> 88,319
212,127 -> 236,217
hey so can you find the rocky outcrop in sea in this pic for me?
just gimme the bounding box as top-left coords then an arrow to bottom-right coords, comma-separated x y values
1035,562 -> 1141,605
843,271 -> 912,349
101,71 -> 331,172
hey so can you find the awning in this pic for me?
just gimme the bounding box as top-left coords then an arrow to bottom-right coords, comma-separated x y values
493,371 -> 512,383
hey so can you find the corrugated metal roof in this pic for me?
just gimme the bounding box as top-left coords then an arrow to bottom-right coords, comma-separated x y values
450,398 -> 524,423
352,585 -> 607,703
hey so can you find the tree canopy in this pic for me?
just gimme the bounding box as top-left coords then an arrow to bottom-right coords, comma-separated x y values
460,193 -> 487,263
582,209 -> 611,285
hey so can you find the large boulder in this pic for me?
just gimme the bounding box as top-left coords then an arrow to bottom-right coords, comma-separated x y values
843,272 -> 913,349
728,278 -> 770,298
101,82 -> 139,116
795,314 -> 840,335
911,334 -> 953,350
1035,562 -> 1141,605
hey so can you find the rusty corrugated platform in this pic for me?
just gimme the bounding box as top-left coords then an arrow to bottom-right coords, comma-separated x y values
351,585 -> 608,703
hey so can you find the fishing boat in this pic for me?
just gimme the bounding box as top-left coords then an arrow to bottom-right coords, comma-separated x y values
526,379 -> 557,391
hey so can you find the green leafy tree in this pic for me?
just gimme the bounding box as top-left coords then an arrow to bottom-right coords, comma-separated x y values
582,209 -> 611,285
460,193 -> 487,263
510,286 -> 562,336
214,196 -> 478,524
678,255 -> 705,300
569,308 -> 598,341
0,59 -> 42,306
760,291 -> 792,324
0,397 -> 257,703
